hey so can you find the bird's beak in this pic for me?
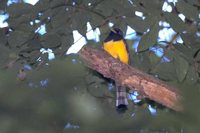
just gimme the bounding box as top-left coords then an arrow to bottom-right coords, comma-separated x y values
111,28 -> 116,33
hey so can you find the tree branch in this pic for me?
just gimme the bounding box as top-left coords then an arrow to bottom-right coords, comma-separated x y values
79,46 -> 183,111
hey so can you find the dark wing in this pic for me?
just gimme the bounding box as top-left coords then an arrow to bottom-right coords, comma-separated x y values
104,31 -> 123,42
123,39 -> 131,65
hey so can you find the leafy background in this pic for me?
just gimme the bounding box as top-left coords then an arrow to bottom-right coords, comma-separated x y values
0,0 -> 200,133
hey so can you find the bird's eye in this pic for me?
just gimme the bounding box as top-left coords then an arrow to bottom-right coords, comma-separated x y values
116,29 -> 120,33
115,29 -> 123,36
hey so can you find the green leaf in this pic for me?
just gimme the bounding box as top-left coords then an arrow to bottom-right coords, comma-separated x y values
130,52 -> 140,68
185,66 -> 199,84
53,34 -> 74,55
126,17 -> 148,33
41,33 -> 61,48
7,15 -> 32,30
165,50 -> 175,61
0,29 -> 7,46
90,14 -> 104,27
8,30 -> 31,48
138,23 -> 159,52
149,51 -> 161,66
152,62 -> 177,81
0,1 -> 6,11
99,26 -> 111,42
176,1 -> 199,21
40,8 -> 52,22
7,3 -> 32,19
50,0 -> 66,8
126,10 -> 160,33
173,44 -> 196,62
138,0 -> 164,15
33,0 -> 50,13
187,0 -> 200,6
22,38 -> 42,52
28,50 -> 42,65
7,3 -> 32,18
86,40 -> 101,48
195,50 -> 200,61
70,11 -> 89,35
82,0 -> 96,6
94,1 -> 113,17
60,34 -> 73,48
164,12 -> 186,33
51,8 -> 71,29
136,52 -> 152,72
174,55 -> 189,82
180,33 -> 200,49
0,44 -> 12,65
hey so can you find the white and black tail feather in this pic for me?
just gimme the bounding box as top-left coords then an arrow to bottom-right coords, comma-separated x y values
116,84 -> 128,113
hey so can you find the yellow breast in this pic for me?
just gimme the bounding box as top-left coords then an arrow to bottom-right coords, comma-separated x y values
103,40 -> 129,64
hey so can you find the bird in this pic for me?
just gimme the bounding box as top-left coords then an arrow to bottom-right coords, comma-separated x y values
103,28 -> 129,113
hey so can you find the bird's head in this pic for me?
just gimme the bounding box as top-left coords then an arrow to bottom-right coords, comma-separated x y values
111,28 -> 124,37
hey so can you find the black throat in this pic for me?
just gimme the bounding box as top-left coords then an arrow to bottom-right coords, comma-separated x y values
104,31 -> 123,42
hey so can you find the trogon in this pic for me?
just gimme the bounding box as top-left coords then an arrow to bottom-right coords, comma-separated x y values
103,28 -> 129,112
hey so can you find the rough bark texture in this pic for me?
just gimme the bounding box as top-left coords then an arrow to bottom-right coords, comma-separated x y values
79,46 -> 183,111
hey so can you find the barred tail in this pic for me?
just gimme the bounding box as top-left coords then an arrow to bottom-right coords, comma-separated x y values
116,85 -> 128,107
